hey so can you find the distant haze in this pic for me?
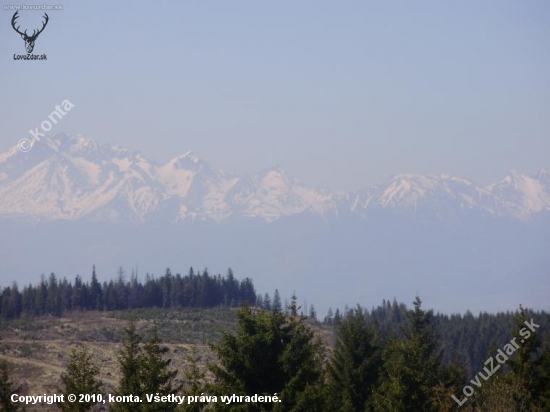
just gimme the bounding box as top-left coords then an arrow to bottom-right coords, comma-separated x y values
0,135 -> 549,316
1,1 -> 549,191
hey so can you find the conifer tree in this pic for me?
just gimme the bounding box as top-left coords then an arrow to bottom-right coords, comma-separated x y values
467,373 -> 521,412
112,320 -> 182,412
276,295 -> 327,411
90,265 -> 103,310
324,308 -> 334,325
432,354 -> 467,412
184,346 -> 206,394
272,289 -> 282,313
308,304 -> 316,320
327,305 -> 382,412
507,305 -> 544,410
210,301 -> 325,411
181,346 -> 206,412
140,328 -> 181,412
537,342 -> 550,409
0,359 -> 21,412
58,347 -> 103,412
373,296 -> 442,412
255,294 -> 263,309
263,293 -> 272,311
112,318 -> 143,412
334,308 -> 342,325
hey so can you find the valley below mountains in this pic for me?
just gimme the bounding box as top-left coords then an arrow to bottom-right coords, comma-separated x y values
0,134 -> 549,315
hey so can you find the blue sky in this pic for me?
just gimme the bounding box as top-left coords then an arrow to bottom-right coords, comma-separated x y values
1,0 -> 549,190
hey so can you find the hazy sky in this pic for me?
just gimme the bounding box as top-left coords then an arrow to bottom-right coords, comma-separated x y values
1,0 -> 548,191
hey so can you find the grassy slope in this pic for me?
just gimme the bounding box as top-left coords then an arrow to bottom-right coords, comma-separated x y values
0,308 -> 330,411
0,308 -> 238,410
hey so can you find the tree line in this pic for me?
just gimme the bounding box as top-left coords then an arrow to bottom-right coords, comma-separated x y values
0,267 -> 256,319
322,299 -> 550,380
2,296 -> 550,411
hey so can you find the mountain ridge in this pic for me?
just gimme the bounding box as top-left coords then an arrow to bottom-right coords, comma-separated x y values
1,134 -> 548,223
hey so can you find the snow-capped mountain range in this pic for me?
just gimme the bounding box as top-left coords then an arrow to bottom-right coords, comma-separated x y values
1,134 -> 549,315
0,134 -> 548,223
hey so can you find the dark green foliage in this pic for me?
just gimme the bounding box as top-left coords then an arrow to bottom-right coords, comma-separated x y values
185,346 -> 206,393
112,319 -> 181,412
507,306 -> 545,410
466,307 -> 549,411
327,305 -> 382,412
263,293 -> 272,311
58,347 -> 103,412
210,299 -> 325,411
0,359 -> 21,412
112,318 -> 143,412
0,267 -> 256,319
373,297 -> 443,412
4,265 -> 550,412
272,289 -> 282,313
180,346 -> 207,412
1,283 -> 21,321
432,354 -> 468,412
140,328 -> 181,412
90,265 -> 103,311
332,299 -> 550,377
537,344 -> 550,409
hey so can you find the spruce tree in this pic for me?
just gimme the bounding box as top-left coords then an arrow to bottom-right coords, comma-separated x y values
373,296 -> 442,412
507,305 -> 543,410
140,327 -> 180,412
112,318 -> 144,412
210,301 -> 325,411
324,308 -> 334,325
334,308 -> 342,325
327,305 -> 382,412
537,341 -> 550,410
58,347 -> 103,412
184,346 -> 206,394
113,320 -> 182,412
181,346 -> 206,412
263,293 -> 272,311
90,265 -> 103,311
272,289 -> 282,313
255,294 -> 264,309
275,295 -> 326,411
0,359 -> 21,412
433,354 -> 467,412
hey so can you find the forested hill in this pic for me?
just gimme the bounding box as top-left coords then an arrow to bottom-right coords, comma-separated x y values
1,268 -> 549,379
0,266 -> 256,319
327,299 -> 550,377
1,296 -> 549,411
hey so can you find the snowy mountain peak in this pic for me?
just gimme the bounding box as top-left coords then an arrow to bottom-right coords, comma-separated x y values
488,170 -> 550,214
53,134 -> 100,155
0,135 -> 548,223
0,145 -> 19,164
259,167 -> 293,186
181,150 -> 200,162
163,150 -> 206,171
376,174 -> 441,207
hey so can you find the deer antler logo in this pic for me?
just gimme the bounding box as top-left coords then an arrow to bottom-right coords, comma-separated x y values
11,11 -> 49,53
